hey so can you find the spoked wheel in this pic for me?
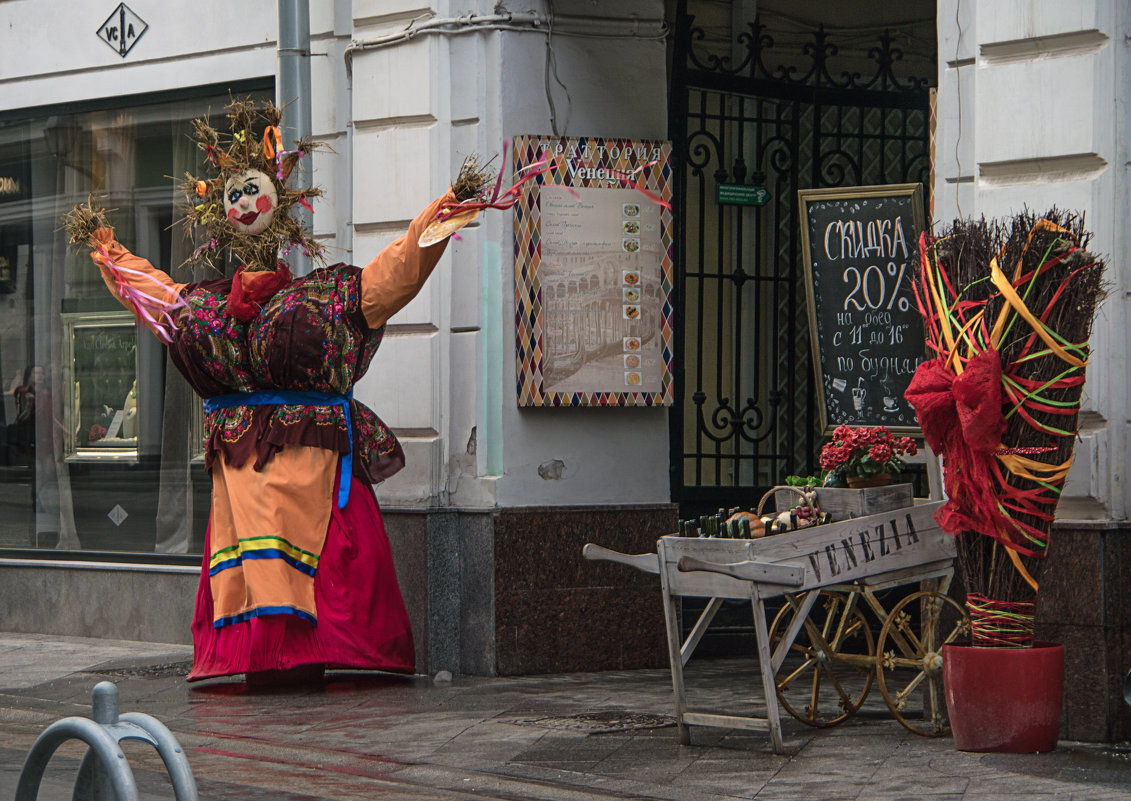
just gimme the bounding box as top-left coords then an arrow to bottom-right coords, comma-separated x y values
768,591 -> 875,727
876,591 -> 970,736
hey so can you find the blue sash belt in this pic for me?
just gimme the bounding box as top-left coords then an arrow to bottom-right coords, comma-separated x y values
203,389 -> 354,509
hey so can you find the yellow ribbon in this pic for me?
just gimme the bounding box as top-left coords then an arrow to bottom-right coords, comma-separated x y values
1005,546 -> 1039,592
989,257 -> 1087,368
981,219 -> 1085,592
997,452 -> 1073,484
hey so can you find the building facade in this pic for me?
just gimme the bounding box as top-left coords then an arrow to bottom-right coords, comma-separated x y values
934,0 -> 1130,744
0,0 -> 1126,741
0,0 -> 674,677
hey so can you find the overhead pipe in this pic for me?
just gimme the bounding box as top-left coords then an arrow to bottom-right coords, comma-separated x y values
344,11 -> 667,76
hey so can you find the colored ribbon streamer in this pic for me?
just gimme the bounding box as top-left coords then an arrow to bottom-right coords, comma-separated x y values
967,593 -> 1035,647
262,125 -> 283,161
434,141 -> 554,222
95,246 -> 188,344
432,142 -> 672,227
203,389 -> 355,509
908,219 -> 1094,580
608,160 -> 673,210
275,149 -> 305,181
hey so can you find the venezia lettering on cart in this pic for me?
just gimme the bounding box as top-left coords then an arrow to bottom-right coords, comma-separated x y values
804,511 -> 921,583
97,3 -> 149,59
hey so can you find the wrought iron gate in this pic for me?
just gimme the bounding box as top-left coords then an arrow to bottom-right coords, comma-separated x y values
669,6 -> 933,514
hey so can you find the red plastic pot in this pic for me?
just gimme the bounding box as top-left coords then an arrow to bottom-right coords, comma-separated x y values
942,641 -> 1064,753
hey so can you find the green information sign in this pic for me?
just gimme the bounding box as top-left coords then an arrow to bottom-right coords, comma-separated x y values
717,183 -> 770,206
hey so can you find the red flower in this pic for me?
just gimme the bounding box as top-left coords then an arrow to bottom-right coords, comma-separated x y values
819,425 -> 911,478
819,443 -> 845,470
869,443 -> 894,464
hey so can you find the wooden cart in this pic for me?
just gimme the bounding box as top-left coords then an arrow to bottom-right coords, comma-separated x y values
584,498 -> 969,754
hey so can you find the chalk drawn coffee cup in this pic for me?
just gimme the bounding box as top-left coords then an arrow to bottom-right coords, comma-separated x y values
852,387 -> 866,412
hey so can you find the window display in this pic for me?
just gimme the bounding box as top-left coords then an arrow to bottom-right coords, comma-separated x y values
0,83 -> 269,554
61,312 -> 138,461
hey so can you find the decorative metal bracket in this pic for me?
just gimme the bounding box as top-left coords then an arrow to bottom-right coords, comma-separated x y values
15,682 -> 198,801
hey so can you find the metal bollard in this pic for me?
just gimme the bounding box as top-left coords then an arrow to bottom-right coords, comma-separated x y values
15,681 -> 198,801
1124,668 -> 1131,707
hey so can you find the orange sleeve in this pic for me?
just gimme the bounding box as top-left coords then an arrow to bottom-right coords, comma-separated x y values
360,192 -> 457,329
89,228 -> 188,339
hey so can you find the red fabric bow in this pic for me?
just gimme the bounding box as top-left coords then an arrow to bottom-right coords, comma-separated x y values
227,263 -> 292,322
904,349 -> 1008,538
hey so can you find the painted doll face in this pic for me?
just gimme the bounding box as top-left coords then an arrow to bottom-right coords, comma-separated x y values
223,169 -> 278,235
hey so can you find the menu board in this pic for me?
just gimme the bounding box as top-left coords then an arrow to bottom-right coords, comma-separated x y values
798,184 -> 927,434
513,135 -> 674,407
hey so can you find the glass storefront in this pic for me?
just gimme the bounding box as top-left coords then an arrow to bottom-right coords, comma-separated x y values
0,83 -> 270,557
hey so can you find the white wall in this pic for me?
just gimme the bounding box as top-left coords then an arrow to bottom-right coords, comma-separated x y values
935,0 -> 1130,520
349,0 -> 673,508
0,1 -> 278,108
494,0 -> 672,507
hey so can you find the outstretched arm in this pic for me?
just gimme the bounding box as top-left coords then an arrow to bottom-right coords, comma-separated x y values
89,228 -> 187,342
359,191 -> 458,330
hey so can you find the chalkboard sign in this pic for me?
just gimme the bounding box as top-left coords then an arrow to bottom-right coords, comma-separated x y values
798,184 -> 926,435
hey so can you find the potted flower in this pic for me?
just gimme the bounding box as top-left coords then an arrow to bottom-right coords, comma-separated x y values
906,210 -> 1106,753
818,424 -> 917,489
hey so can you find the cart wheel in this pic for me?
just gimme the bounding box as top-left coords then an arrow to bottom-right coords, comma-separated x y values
768,591 -> 875,727
876,591 -> 970,737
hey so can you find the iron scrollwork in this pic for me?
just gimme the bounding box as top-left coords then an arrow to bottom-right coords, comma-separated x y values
672,8 -> 934,500
694,391 -> 780,446
686,18 -> 932,94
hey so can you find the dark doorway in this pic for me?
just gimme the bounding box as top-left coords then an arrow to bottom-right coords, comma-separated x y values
668,2 -> 936,519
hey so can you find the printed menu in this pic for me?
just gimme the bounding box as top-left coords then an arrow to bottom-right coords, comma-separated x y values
513,135 -> 674,407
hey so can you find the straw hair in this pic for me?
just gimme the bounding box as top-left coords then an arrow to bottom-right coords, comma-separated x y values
452,155 -> 492,203
175,97 -> 326,272
62,197 -> 113,248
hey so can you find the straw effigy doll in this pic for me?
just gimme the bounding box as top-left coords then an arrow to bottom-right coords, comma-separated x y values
64,99 -> 484,682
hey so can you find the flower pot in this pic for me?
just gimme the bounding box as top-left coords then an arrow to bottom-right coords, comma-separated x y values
942,641 -> 1063,753
845,473 -> 891,489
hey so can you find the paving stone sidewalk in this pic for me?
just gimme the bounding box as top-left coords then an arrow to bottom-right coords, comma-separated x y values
0,633 -> 1128,801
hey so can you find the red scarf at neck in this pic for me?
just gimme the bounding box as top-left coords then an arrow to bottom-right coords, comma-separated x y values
227,263 -> 292,322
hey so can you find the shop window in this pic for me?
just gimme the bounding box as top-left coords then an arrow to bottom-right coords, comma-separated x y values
0,82 -> 270,557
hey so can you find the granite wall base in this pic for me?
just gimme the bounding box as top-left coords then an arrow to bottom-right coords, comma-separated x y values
492,504 -> 677,676
0,565 -> 196,644
0,502 -> 675,681
1036,521 -> 1131,743
382,503 -> 677,677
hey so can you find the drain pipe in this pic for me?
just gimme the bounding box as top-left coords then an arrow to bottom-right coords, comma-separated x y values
278,0 -> 313,276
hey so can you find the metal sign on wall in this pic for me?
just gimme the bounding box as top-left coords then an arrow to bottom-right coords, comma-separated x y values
97,3 -> 148,58
512,135 -> 674,407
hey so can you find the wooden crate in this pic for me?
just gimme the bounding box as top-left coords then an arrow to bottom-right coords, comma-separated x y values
773,483 -> 913,521
659,499 -> 952,600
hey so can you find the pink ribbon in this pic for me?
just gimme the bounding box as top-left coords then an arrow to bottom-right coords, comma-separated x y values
275,149 -> 305,181
608,160 -> 672,210
434,140 -> 555,222
96,246 -> 188,344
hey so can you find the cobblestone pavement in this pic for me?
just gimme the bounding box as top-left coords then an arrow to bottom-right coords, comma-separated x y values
0,633 -> 1128,800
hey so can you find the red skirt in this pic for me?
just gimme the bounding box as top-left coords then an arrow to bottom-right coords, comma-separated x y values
187,477 -> 415,680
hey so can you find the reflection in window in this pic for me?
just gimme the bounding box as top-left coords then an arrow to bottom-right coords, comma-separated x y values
62,312 -> 139,461
0,84 -> 270,555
